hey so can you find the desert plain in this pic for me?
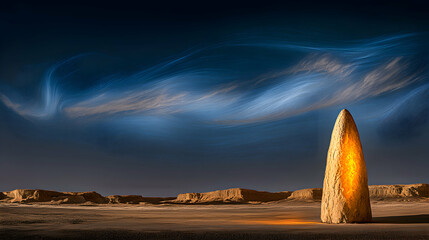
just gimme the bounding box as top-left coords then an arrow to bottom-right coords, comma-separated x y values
1,184 -> 429,240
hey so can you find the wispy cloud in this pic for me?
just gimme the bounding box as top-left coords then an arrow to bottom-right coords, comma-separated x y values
1,33 -> 426,128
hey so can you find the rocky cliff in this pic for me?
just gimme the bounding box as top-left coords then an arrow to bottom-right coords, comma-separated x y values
0,189 -> 175,204
1,183 -> 428,205
369,183 -> 429,198
107,195 -> 174,204
1,189 -> 107,204
173,188 -> 292,203
172,183 -> 429,203
289,188 -> 323,200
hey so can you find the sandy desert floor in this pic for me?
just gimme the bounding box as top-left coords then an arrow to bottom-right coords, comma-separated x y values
1,200 -> 429,239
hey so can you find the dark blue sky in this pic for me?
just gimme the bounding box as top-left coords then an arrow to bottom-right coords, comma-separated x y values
1,1 -> 428,196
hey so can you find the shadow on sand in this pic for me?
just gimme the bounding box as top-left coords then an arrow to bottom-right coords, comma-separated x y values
373,214 -> 429,224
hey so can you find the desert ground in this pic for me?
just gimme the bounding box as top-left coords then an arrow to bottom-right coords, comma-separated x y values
1,199 -> 429,240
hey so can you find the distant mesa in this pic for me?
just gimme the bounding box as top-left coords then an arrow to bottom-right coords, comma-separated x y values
65,191 -> 108,204
107,195 -> 175,204
3,189 -> 63,203
0,189 -> 108,204
172,188 -> 292,204
289,188 -> 322,200
107,195 -> 146,204
369,183 -> 429,199
1,183 -> 428,205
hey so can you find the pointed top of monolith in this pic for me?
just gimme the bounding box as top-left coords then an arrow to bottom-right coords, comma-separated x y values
330,109 -> 359,142
339,108 -> 350,117
340,108 -> 350,114
336,109 -> 353,125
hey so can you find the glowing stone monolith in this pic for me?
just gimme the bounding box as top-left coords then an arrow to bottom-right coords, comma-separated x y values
321,109 -> 372,223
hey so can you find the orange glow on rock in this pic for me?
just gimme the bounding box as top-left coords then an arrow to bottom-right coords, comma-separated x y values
341,132 -> 362,201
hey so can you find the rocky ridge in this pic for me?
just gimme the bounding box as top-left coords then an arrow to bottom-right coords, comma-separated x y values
1,183 -> 428,205
173,188 -> 292,203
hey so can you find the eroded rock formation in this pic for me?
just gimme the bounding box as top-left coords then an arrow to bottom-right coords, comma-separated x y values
1,183 -> 427,205
173,188 -> 291,203
65,191 -> 108,204
3,189 -> 64,203
107,195 -> 174,204
107,195 -> 146,204
289,188 -> 322,200
321,109 -> 372,223
1,189 -> 108,204
370,183 -> 429,199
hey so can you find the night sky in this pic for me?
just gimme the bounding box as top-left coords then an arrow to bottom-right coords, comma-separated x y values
1,1 -> 428,196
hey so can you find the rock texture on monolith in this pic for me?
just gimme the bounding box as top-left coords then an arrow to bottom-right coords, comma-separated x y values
321,109 -> 372,223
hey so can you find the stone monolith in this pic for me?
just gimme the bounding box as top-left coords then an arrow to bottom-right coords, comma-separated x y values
321,109 -> 372,223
